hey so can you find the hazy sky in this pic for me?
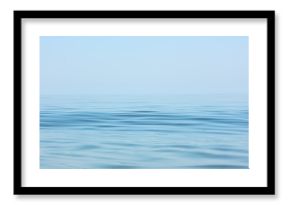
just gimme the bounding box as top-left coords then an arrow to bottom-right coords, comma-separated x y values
40,36 -> 248,96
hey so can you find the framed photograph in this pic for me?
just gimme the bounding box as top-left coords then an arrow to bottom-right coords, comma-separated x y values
14,10 -> 275,195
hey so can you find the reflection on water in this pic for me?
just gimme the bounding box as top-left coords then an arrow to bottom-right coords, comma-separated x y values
40,95 -> 248,169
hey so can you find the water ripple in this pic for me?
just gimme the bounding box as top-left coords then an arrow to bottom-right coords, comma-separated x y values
40,96 -> 248,169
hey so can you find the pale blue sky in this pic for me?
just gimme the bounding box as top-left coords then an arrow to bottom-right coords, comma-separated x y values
40,36 -> 248,96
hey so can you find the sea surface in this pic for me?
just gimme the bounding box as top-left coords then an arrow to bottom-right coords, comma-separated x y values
40,94 -> 248,169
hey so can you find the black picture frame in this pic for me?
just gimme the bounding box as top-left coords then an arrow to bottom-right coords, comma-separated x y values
14,10 -> 275,195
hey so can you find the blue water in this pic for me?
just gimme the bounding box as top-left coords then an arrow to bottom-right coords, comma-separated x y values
40,94 -> 248,169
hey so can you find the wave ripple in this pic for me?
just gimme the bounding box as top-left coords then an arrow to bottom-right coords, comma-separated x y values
40,95 -> 248,169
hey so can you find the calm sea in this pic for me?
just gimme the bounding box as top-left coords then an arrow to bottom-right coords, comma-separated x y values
40,94 -> 248,169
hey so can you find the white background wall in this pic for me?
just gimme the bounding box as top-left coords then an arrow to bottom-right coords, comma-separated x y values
0,0 -> 286,204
